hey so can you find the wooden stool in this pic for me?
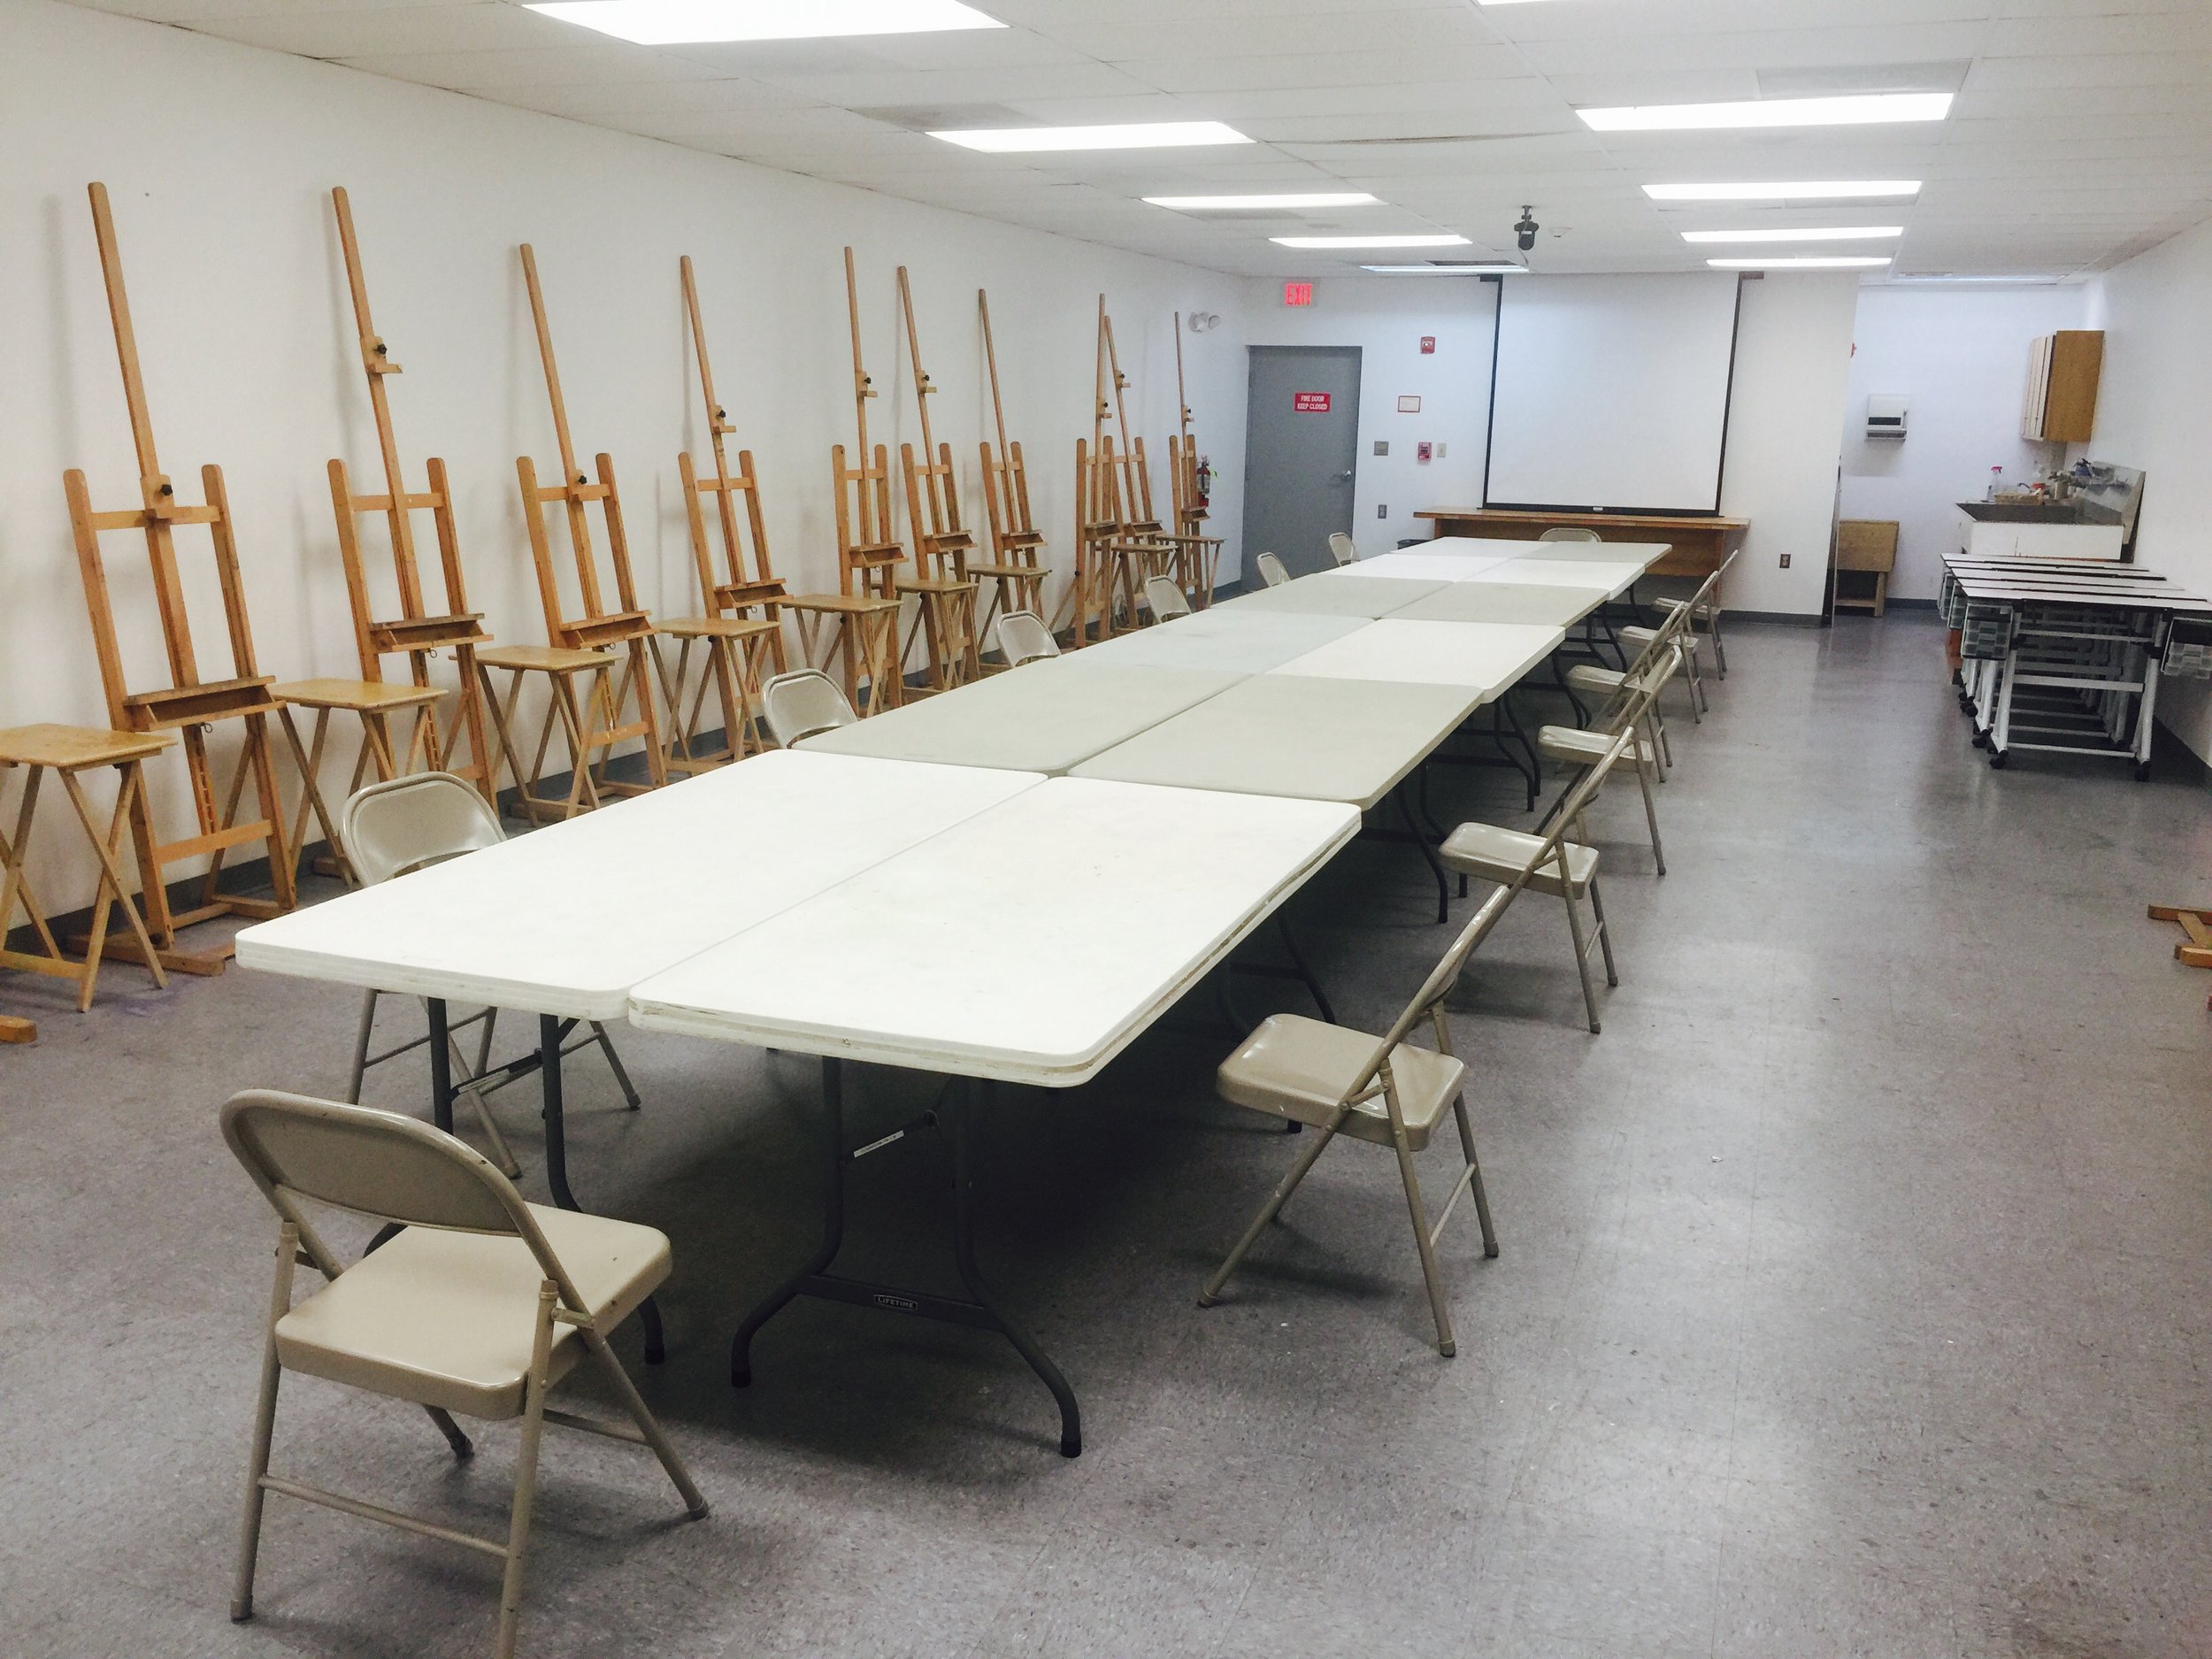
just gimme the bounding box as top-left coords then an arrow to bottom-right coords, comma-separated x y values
475,645 -> 626,822
0,724 -> 173,1011
271,678 -> 447,886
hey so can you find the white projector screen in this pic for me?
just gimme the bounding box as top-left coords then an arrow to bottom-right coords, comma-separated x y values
1484,273 -> 1743,514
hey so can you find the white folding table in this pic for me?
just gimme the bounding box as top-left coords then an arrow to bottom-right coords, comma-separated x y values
630,778 -> 1361,1456
795,657 -> 1239,775
1271,618 -> 1563,694
1219,574 -> 1445,618
1068,609 -> 1368,673
1469,557 -> 1644,597
1319,550 -> 1516,583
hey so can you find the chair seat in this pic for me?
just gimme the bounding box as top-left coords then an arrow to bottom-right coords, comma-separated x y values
274,1205 -> 671,1420
1621,625 -> 1700,661
1564,664 -> 1627,695
1439,820 -> 1598,895
1217,1014 -> 1464,1150
1540,724 -> 1656,768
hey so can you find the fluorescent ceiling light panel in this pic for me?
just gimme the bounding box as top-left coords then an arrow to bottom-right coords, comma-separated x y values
1581,93 -> 1951,132
1144,193 -> 1379,210
1645,180 -> 1922,202
933,121 -> 1250,152
1683,227 -> 1902,244
1708,256 -> 1893,269
1272,234 -> 1471,249
526,0 -> 1004,44
1360,264 -> 1525,273
1887,273 -> 2062,284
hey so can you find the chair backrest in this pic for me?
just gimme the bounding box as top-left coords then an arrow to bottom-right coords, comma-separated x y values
222,1089 -> 586,1306
1539,526 -> 1603,543
1348,728 -> 1637,1101
1327,532 -> 1359,565
761,668 -> 856,747
995,610 -> 1059,666
1254,550 -> 1290,588
1144,573 -> 1193,622
341,772 -> 503,886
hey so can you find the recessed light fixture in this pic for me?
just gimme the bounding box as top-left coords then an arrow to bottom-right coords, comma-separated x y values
1271,234 -> 1471,250
1144,192 -> 1379,210
1886,273 -> 2063,285
1708,256 -> 1894,269
1360,264 -> 1525,274
526,0 -> 1004,44
1645,180 -> 1922,202
1683,227 -> 1903,244
932,121 -> 1251,152
1581,93 -> 1952,132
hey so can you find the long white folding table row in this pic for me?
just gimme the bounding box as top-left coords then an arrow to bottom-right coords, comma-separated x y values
234,532 -> 1670,1455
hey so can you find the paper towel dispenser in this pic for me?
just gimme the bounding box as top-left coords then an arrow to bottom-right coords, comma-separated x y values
1865,394 -> 1909,442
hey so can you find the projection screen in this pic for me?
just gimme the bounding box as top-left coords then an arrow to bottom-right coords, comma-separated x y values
1483,273 -> 1744,515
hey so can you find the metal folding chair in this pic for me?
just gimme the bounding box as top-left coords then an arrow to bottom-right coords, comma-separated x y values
1144,572 -> 1193,623
1254,550 -> 1291,588
995,610 -> 1061,667
1326,532 -> 1360,565
759,667 -> 858,747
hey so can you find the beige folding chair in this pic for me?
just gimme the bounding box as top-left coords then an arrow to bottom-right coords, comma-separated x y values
995,610 -> 1060,667
1537,526 -> 1603,543
1655,547 -> 1736,678
222,1089 -> 707,1659
1253,550 -> 1291,588
341,774 -> 640,1177
760,667 -> 857,747
1144,572 -> 1194,623
1440,726 -> 1637,1033
1538,626 -> 1675,875
1198,749 -> 1620,1353
1326,532 -> 1360,565
1567,570 -> 1716,749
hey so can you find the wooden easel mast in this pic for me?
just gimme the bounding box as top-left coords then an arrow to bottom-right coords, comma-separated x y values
1168,310 -> 1224,606
886,263 -> 979,689
326,186 -> 492,797
974,288 -> 1048,648
63,181 -> 295,970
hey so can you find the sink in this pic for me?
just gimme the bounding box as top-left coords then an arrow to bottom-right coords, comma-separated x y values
1959,501 -> 2091,525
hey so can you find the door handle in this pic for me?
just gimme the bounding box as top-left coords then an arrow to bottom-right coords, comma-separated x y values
1331,470 -> 1353,485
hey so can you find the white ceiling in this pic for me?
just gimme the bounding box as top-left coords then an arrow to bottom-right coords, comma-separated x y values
71,0 -> 2212,280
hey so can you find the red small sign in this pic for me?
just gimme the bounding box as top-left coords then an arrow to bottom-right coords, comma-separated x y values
1283,281 -> 1313,307
1419,335 -> 1436,355
1293,392 -> 1332,413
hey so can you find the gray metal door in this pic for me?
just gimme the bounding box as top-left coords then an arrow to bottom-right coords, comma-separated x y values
1240,346 -> 1362,584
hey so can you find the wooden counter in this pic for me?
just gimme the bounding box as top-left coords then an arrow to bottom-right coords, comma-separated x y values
1415,508 -> 1747,582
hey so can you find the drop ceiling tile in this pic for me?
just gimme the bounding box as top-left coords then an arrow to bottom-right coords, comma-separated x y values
1520,23 -> 1993,77
332,42 -> 722,91
182,4 -> 573,58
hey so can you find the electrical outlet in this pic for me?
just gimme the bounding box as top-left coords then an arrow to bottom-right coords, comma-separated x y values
1377,503 -> 1388,518
1779,553 -> 1792,568
1433,442 -> 1447,458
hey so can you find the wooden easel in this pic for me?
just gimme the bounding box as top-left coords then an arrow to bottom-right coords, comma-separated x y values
1169,312 -> 1225,606
783,249 -> 903,712
1099,306 -> 1176,630
892,264 -> 982,691
320,186 -> 494,836
505,244 -> 669,814
62,181 -> 296,974
656,255 -> 785,768
1059,297 -> 1124,646
974,288 -> 1050,656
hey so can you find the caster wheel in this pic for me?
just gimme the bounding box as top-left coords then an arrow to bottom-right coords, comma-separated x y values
1971,729 -> 1989,749
1989,750 -> 2008,770
2136,762 -> 2152,782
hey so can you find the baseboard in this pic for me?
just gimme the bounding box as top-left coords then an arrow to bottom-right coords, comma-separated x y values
1727,609 -> 1824,626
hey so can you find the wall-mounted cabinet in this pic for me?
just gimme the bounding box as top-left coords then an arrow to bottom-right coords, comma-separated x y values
2022,329 -> 2102,442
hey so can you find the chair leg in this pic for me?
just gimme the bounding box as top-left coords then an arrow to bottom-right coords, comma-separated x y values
495,1286 -> 558,1659
591,1021 -> 642,1110
1588,877 -> 1619,987
582,1333 -> 710,1517
1560,882 -> 1602,1034
1632,746 -> 1668,876
346,990 -> 379,1104
1390,1129 -> 1456,1356
1199,1117 -> 1340,1305
1708,612 -> 1726,678
449,1035 -> 522,1179
1448,1094 -> 1499,1258
231,1222 -> 297,1622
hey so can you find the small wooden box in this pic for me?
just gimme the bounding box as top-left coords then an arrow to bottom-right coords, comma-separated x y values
1833,518 -> 1898,616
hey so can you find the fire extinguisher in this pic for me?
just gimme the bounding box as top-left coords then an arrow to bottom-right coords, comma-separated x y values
1194,455 -> 1212,511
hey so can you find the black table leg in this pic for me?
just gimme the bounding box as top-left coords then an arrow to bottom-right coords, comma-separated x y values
1395,784 -> 1451,923
537,1012 -> 664,1363
428,998 -> 454,1134
1550,652 -> 1593,726
730,1060 -> 1083,1456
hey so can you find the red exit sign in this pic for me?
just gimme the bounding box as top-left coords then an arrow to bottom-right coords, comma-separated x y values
1294,392 -> 1332,412
1283,280 -> 1313,307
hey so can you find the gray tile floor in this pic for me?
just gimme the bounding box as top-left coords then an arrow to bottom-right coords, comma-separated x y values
5,613 -> 2210,1657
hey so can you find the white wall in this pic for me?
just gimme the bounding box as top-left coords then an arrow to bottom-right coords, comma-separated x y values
2079,216 -> 2212,761
1717,273 -> 1861,618
1839,285 -> 2091,602
0,0 -> 1248,907
1240,276 -> 1497,554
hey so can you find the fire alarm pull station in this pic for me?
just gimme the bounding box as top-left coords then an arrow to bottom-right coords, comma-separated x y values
1419,335 -> 1435,354
1417,442 -> 1433,464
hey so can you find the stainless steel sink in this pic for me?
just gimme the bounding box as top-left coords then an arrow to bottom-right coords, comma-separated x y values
1959,501 -> 2091,524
